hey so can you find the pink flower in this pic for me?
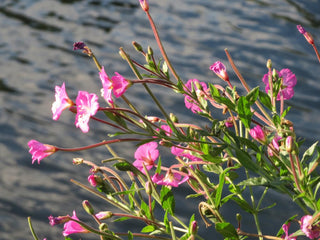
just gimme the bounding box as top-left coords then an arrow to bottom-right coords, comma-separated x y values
133,142 -> 159,173
63,211 -> 89,236
282,223 -> 297,240
75,91 -> 99,133
156,125 -> 172,137
262,69 -> 297,100
28,140 -> 57,164
171,146 -> 202,162
300,215 -> 320,239
51,83 -> 74,121
99,67 -> 130,105
88,174 -> 97,187
184,79 -> 208,113
249,125 -> 267,143
73,41 -> 86,50
48,215 -> 70,226
209,61 -> 229,82
152,170 -> 189,187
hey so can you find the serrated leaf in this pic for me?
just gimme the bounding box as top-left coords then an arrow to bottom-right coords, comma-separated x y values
259,90 -> 272,110
215,222 -> 239,240
236,96 -> 253,128
246,86 -> 259,104
160,186 -> 175,215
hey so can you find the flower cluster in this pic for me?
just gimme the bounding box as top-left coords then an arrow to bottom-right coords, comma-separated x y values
27,1 -> 320,240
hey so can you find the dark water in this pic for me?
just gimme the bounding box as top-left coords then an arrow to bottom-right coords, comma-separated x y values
0,0 -> 319,239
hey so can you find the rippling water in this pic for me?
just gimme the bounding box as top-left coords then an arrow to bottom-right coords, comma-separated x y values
0,0 -> 319,239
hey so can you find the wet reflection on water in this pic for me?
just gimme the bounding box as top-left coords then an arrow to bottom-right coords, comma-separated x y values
0,0 -> 319,239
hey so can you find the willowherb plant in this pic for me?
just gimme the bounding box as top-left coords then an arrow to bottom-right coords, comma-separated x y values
27,1 -> 320,240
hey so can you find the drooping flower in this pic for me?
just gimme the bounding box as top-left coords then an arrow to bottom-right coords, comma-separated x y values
133,142 -> 159,173
184,79 -> 208,113
99,67 -> 130,105
268,135 -> 282,156
73,41 -> 86,50
281,222 -> 297,240
88,174 -> 97,187
171,145 -> 202,162
75,91 -> 99,133
152,170 -> 189,187
249,125 -> 267,143
51,82 -> 74,121
262,68 -> 297,100
300,215 -> 320,239
209,61 -> 229,82
28,140 -> 57,164
63,211 -> 89,236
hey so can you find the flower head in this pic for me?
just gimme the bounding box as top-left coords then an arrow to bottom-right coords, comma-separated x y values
300,215 -> 320,239
75,91 -> 99,133
63,211 -> 89,236
48,215 -> 70,226
171,145 -> 202,162
152,170 -> 189,187
28,140 -> 57,164
209,61 -> 229,82
88,174 -> 98,187
262,68 -> 297,100
249,125 -> 267,143
184,79 -> 208,113
51,83 -> 74,121
133,142 -> 159,173
99,67 -> 130,105
73,41 -> 86,50
281,222 -> 297,240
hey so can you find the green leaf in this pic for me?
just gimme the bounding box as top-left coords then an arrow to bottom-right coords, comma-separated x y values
141,225 -> 156,233
113,216 -> 130,222
160,186 -> 175,215
127,231 -> 133,240
258,90 -> 272,110
236,96 -> 253,128
246,86 -> 259,104
235,148 -> 259,173
231,196 -> 254,213
301,141 -> 319,163
215,171 -> 225,207
163,210 -> 170,233
215,222 -> 239,240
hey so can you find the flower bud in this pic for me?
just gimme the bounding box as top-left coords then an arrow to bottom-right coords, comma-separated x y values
88,174 -> 98,187
191,220 -> 198,235
266,59 -> 272,69
147,46 -> 153,55
145,181 -> 152,195
132,41 -> 143,52
297,25 -> 314,45
82,200 -> 94,215
139,0 -> 149,12
95,211 -> 113,220
73,158 -> 83,165
170,113 -> 179,123
249,125 -> 267,143
99,223 -> 109,232
286,136 -> 293,153
48,215 -> 70,226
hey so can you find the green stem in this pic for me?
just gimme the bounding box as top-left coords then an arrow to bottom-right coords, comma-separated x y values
28,217 -> 39,240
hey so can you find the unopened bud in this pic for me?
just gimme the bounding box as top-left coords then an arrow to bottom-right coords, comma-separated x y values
286,136 -> 293,153
82,200 -> 94,215
95,211 -> 113,220
88,174 -> 98,187
147,46 -> 153,55
73,158 -> 83,165
99,223 -> 109,231
191,220 -> 198,235
266,59 -> 272,69
132,41 -> 143,52
170,113 -> 179,123
139,0 -> 149,12
145,181 -> 152,195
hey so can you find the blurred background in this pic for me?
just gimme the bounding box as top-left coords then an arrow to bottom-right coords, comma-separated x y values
0,0 -> 319,239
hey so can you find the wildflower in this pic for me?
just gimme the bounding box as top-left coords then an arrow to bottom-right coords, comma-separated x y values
88,174 -> 98,187
48,215 -> 70,226
300,215 -> 320,239
51,83 -> 74,121
28,140 -> 57,164
297,25 -> 314,45
95,211 -> 113,220
249,125 -> 267,143
209,61 -> 229,82
171,145 -> 202,162
281,222 -> 297,240
286,136 -> 293,153
151,170 -> 189,187
75,91 -> 99,133
63,211 -> 90,236
139,0 -> 149,12
156,125 -> 172,137
262,68 -> 297,100
133,142 -> 159,173
73,41 -> 92,56
99,67 -> 130,105
184,79 -> 208,113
